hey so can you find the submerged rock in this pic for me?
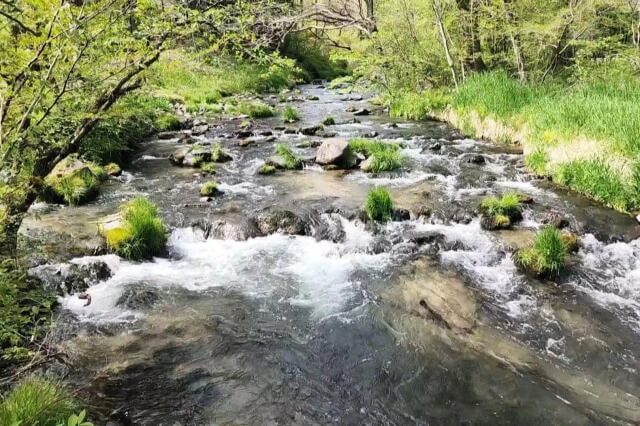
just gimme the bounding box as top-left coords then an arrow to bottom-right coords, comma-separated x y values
28,260 -> 112,295
315,138 -> 356,169
255,209 -> 307,236
460,153 -> 486,165
116,283 -> 160,310
299,125 -> 323,136
353,108 -> 371,116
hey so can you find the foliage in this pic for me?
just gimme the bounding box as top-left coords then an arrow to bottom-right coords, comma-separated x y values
0,378 -> 80,426
515,227 -> 568,276
258,164 -> 277,175
0,262 -> 55,364
274,144 -> 303,170
365,187 -> 394,222
104,198 -> 167,261
283,106 -> 301,123
525,149 -> 548,176
555,159 -> 635,212
322,116 -> 336,125
200,181 -> 219,196
349,139 -> 401,157
387,90 -> 451,120
281,33 -> 349,81
210,144 -> 230,163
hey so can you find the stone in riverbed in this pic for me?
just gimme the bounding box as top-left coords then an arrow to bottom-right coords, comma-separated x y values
255,209 -> 307,236
169,146 -> 190,165
299,125 -> 323,136
157,131 -> 180,140
28,260 -> 112,295
182,147 -> 212,167
315,138 -> 356,169
191,124 -> 209,136
360,156 -> 374,172
116,283 -> 160,310
353,108 -> 370,116
460,153 -> 486,165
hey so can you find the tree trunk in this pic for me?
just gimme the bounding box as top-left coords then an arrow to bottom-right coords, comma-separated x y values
432,0 -> 459,88
457,0 -> 486,73
503,0 -> 525,81
0,187 -> 38,259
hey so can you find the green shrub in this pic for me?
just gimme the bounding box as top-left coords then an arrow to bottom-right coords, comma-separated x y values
323,116 -> 336,125
0,262 -> 55,363
283,106 -> 300,122
328,75 -> 354,89
282,33 -> 349,81
365,187 -> 394,222
275,144 -> 303,170
154,113 -> 182,131
0,378 -> 80,426
514,226 -> 568,276
200,181 -> 219,196
258,164 -> 277,175
104,198 -> 167,261
200,162 -> 216,174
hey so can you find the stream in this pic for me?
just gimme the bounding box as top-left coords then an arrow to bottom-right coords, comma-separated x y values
20,84 -> 640,425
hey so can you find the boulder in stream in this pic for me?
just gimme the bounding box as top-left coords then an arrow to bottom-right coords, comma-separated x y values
315,138 -> 357,169
28,260 -> 112,295
255,209 -> 308,236
116,283 -> 160,310
299,125 -> 323,136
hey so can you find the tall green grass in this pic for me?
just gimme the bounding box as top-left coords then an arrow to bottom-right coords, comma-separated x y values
349,139 -> 403,172
104,198 -> 167,260
515,226 -> 568,276
0,378 -> 80,426
274,144 -> 303,170
387,90 -> 450,120
365,187 -> 394,222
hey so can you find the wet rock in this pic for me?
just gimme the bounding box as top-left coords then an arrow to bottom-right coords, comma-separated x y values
182,147 -> 212,167
363,131 -> 378,138
386,123 -> 399,129
315,138 -> 357,169
425,142 -> 442,152
299,125 -> 323,136
306,95 -> 320,101
192,118 -> 207,127
460,153 -> 486,165
409,231 -> 444,246
561,231 -> 580,253
543,213 -> 570,229
316,130 -> 338,138
313,214 -> 346,243
238,138 -> 256,147
169,146 -> 191,165
116,284 -> 160,310
392,208 -> 411,221
389,259 -> 477,333
360,157 -> 374,172
296,140 -> 323,148
345,105 -> 358,113
234,130 -> 253,139
158,131 -> 180,140
191,124 -> 209,136
283,128 -> 297,134
480,214 -> 512,230
28,260 -> 112,295
266,155 -> 303,170
255,209 -> 307,236
274,126 -> 286,131
353,108 -> 370,116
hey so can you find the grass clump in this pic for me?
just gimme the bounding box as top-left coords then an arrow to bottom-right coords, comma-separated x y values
322,116 -> 336,125
0,378 -> 80,426
525,149 -> 548,176
232,101 -> 274,118
210,143 -> 232,163
41,158 -> 106,206
480,192 -> 524,230
200,162 -> 216,174
103,198 -> 167,261
200,181 -> 219,196
274,144 -> 303,170
283,106 -> 300,122
514,226 -> 568,277
258,164 -> 277,175
349,139 -> 403,172
365,187 -> 394,222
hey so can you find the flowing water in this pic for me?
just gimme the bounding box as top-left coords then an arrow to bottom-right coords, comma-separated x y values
21,85 -> 640,425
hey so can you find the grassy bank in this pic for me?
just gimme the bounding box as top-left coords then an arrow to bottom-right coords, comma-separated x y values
387,72 -> 640,213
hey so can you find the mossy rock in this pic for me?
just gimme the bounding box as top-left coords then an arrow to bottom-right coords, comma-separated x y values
41,156 -> 107,205
200,181 -> 220,196
258,164 -> 277,175
104,163 -> 122,177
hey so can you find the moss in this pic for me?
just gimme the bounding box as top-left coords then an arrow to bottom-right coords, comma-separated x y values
42,162 -> 105,206
494,214 -> 511,228
283,106 -> 300,122
200,181 -> 220,196
0,378 -> 79,426
200,162 -> 217,174
258,164 -> 277,175
322,116 -> 336,125
365,187 -> 394,222
514,226 -> 568,276
103,198 -> 167,260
